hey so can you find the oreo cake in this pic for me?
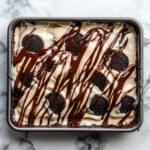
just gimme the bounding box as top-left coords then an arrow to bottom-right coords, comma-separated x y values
11,21 -> 137,128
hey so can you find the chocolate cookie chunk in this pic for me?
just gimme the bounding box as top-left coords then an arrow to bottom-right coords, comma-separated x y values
66,72 -> 72,80
109,51 -> 129,71
22,34 -> 44,52
120,95 -> 135,113
45,58 -> 55,72
46,92 -> 66,114
90,96 -> 107,115
65,33 -> 86,56
12,88 -> 23,98
119,24 -> 129,44
12,88 -> 23,108
19,72 -> 33,87
92,72 -> 108,91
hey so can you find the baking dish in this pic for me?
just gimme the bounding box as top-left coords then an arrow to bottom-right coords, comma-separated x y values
7,17 -> 143,132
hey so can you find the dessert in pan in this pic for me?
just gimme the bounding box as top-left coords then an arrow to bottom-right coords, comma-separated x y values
11,20 -> 138,128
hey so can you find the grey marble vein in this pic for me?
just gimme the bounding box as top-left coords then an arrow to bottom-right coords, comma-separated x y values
0,91 -> 7,96
1,0 -> 32,18
144,103 -> 150,112
144,75 -> 150,93
0,41 -> 6,54
76,133 -> 104,150
1,142 -> 11,150
144,38 -> 150,47
25,132 -> 29,139
18,137 -> 36,150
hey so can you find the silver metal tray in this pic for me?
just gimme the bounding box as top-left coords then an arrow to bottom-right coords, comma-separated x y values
7,17 -> 143,132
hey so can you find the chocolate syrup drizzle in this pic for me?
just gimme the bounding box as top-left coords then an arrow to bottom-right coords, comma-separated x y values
12,22 -> 136,127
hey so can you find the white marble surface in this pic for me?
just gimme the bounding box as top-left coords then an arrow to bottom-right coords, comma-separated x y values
0,0 -> 149,149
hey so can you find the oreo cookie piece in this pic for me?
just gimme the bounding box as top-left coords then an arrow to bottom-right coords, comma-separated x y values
65,33 -> 86,56
12,88 -> 23,98
119,24 -> 129,44
122,23 -> 129,33
12,88 -> 23,108
19,72 -> 33,87
109,51 -> 129,71
22,34 -> 44,53
45,58 -> 55,72
75,22 -> 82,27
46,92 -> 66,114
66,72 -> 72,80
120,95 -> 135,113
92,72 -> 108,91
90,96 -> 107,115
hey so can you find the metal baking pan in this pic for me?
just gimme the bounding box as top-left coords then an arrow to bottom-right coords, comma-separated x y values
7,17 -> 143,132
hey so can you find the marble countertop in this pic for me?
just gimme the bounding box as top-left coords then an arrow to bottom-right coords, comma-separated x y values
0,0 -> 149,149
